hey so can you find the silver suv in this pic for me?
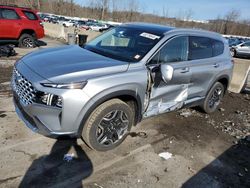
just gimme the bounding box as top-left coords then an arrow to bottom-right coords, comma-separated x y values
12,23 -> 233,151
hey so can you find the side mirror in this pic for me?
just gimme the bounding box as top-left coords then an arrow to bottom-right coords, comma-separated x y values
240,44 -> 245,47
161,64 -> 174,83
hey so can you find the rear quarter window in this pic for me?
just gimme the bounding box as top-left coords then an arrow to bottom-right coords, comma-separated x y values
22,11 -> 38,20
212,40 -> 224,56
189,36 -> 213,60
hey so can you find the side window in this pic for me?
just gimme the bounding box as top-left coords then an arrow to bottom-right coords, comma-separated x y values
151,36 -> 188,64
189,36 -> 212,60
244,42 -> 250,47
212,39 -> 224,56
1,8 -> 19,20
22,11 -> 38,20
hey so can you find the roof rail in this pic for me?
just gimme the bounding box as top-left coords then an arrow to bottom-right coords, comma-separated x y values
0,4 -> 32,10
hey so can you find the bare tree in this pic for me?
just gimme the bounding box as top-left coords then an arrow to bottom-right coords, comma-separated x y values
127,0 -> 139,22
223,9 -> 240,34
101,0 -> 109,20
162,6 -> 168,18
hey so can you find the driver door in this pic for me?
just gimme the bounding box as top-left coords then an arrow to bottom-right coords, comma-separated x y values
144,36 -> 192,117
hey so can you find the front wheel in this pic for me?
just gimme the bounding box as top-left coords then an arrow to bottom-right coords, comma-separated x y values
82,99 -> 134,151
201,82 -> 225,114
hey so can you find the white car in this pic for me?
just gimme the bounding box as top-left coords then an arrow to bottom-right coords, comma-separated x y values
60,20 -> 75,27
89,24 -> 108,31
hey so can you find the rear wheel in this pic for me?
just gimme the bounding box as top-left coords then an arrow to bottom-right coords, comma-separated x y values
201,82 -> 225,114
18,34 -> 35,48
82,99 -> 134,151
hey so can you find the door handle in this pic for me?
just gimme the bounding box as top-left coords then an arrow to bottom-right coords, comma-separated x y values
180,67 -> 189,73
213,63 -> 219,68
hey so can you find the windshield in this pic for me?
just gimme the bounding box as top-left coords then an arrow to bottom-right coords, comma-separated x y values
84,26 -> 163,62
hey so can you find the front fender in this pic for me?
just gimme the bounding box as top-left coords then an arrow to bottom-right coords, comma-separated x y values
75,86 -> 144,137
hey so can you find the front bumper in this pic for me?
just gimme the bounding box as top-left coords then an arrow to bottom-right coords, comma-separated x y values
11,62 -> 91,138
13,94 -> 77,138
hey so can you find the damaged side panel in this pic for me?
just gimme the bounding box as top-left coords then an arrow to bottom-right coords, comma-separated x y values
143,63 -> 191,118
144,84 -> 188,117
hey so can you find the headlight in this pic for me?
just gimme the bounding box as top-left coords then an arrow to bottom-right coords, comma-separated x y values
37,92 -> 63,108
41,82 -> 87,89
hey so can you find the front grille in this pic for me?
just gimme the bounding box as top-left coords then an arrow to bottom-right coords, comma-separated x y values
12,67 -> 36,105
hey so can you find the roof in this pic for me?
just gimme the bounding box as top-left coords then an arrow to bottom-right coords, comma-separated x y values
122,22 -> 175,35
122,22 -> 223,40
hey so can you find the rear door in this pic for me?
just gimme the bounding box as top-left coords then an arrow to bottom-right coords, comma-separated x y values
0,8 -> 22,38
144,36 -> 192,117
187,36 -> 225,99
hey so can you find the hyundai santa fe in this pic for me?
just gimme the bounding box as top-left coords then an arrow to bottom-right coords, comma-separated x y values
12,23 -> 233,151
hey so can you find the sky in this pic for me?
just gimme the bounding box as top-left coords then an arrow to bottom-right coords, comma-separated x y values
75,0 -> 250,21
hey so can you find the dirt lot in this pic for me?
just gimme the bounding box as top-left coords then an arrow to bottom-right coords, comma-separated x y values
0,39 -> 249,188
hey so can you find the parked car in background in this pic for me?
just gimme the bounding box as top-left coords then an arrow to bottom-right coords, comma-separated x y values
0,5 -> 44,48
89,23 -> 108,31
99,24 -> 115,32
12,23 -> 233,151
230,41 -> 250,58
60,19 -> 75,27
42,16 -> 59,24
74,20 -> 90,30
228,38 -> 243,47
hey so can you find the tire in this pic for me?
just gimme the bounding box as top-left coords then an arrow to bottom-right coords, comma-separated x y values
201,82 -> 225,114
18,34 -> 35,48
82,99 -> 134,151
230,48 -> 237,57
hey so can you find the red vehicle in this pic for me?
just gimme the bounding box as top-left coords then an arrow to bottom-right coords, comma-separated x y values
0,5 -> 44,48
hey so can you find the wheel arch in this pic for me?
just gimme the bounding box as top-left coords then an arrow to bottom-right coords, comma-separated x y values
76,90 -> 143,137
207,75 -> 230,97
217,75 -> 230,93
19,29 -> 37,39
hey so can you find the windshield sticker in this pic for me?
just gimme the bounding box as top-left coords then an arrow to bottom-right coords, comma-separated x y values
140,32 -> 160,40
134,54 -> 141,59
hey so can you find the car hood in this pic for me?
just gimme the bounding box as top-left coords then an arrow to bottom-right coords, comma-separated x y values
22,45 -> 129,83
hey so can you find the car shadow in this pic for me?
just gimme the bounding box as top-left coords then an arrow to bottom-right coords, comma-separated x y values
182,137 -> 250,188
19,139 -> 93,188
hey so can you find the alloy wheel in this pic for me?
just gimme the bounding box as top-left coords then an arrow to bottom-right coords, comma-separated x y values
208,87 -> 223,109
22,38 -> 34,48
96,110 -> 129,146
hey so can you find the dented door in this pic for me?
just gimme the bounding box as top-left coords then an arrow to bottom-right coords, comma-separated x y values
144,36 -> 191,117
